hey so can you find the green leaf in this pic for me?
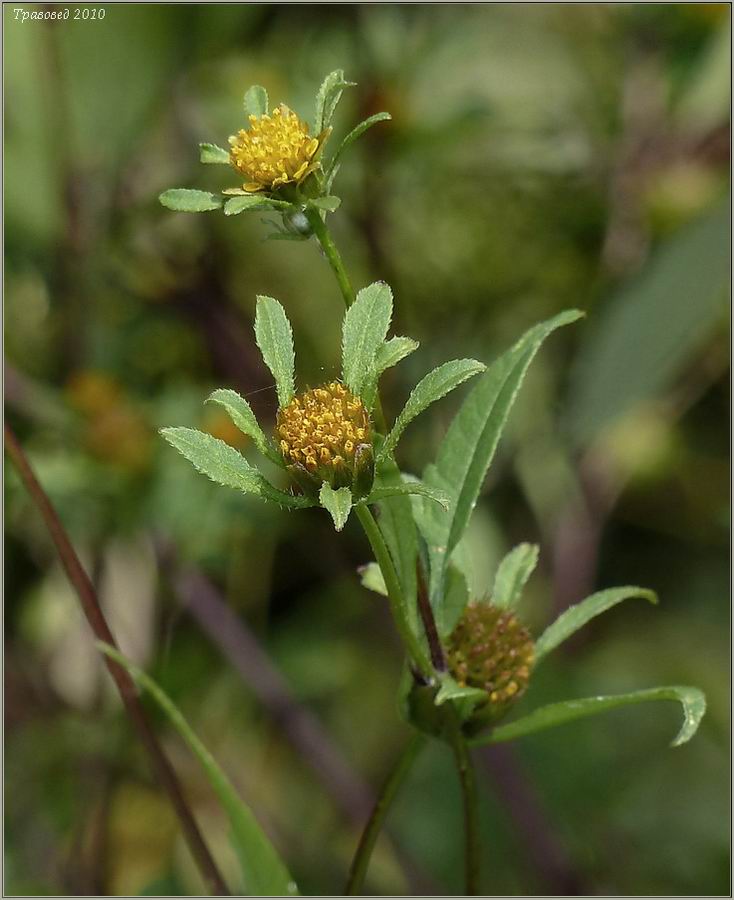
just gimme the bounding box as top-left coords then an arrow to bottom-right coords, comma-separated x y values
329,112 -> 392,171
159,189 -> 223,212
341,281 -> 393,396
205,389 -> 274,461
441,564 -> 470,637
422,310 -> 583,600
97,644 -> 298,896
308,196 -> 341,212
319,483 -> 352,531
254,296 -> 295,408
361,481 -> 450,510
535,586 -> 658,663
225,195 -> 284,216
244,84 -> 268,119
359,561 -> 387,597
380,359 -> 486,461
435,674 -> 486,707
492,543 -> 539,609
362,337 -> 419,411
160,427 -> 311,509
199,143 -> 230,164
314,69 -> 354,133
568,202 -> 729,447
473,686 -> 706,748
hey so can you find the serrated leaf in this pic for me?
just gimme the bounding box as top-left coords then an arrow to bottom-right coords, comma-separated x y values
362,337 -> 419,411
319,483 -> 352,531
244,84 -> 268,118
309,196 -> 341,212
254,296 -> 295,408
328,112 -> 392,172
341,281 -> 393,396
474,686 -> 706,748
199,143 -> 230,164
380,359 -> 486,461
359,561 -> 387,596
225,195 -> 281,216
159,189 -> 223,212
421,310 -> 583,602
361,481 -> 450,509
97,644 -> 298,896
314,69 -> 354,133
535,586 -> 658,663
160,427 -> 311,509
205,389 -> 274,461
492,543 -> 539,609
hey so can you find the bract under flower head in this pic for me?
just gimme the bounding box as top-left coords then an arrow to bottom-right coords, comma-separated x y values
276,381 -> 373,491
228,104 -> 328,193
447,601 -> 535,725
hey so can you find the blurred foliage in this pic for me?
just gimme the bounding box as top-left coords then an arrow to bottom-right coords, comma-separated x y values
4,3 -> 730,896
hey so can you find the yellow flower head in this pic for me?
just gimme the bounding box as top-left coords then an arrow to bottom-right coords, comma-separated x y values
228,104 -> 327,194
276,381 -> 373,489
447,601 -> 535,722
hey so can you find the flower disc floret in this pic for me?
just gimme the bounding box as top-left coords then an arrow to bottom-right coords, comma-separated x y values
447,601 -> 535,722
276,382 -> 373,490
228,104 -> 326,193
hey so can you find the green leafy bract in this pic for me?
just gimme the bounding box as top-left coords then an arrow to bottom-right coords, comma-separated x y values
205,389 -> 275,461
341,282 -> 393,397
244,84 -> 268,118
362,337 -> 419,411
328,112 -> 392,171
319,483 -> 352,531
159,189 -> 223,212
535,586 -> 658,662
492,543 -> 539,609
160,428 -> 311,509
473,686 -> 706,748
314,69 -> 354,134
362,481 -> 450,509
254,296 -> 295,408
97,644 -> 298,896
199,143 -> 230,164
379,359 -> 485,461
225,195 -> 286,216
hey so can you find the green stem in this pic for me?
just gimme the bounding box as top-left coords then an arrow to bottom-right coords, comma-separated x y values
305,206 -> 355,308
355,504 -> 432,678
345,732 -> 426,895
445,710 -> 481,895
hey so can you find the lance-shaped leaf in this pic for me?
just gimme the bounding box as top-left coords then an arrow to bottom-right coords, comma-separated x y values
98,644 -> 298,896
159,189 -> 223,212
319,483 -> 352,531
328,112 -> 392,173
535,586 -> 658,663
244,84 -> 268,118
379,359 -> 485,461
361,481 -> 450,510
492,543 -> 539,609
341,281 -> 393,396
421,310 -> 583,601
362,337 -> 419,411
472,686 -> 706,748
225,195 -> 288,216
199,143 -> 230,164
314,69 -> 355,133
160,428 -> 312,509
205,389 -> 276,462
440,564 -> 470,638
254,296 -> 295,408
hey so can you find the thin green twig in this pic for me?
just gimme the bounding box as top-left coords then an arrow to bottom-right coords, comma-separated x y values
445,709 -> 482,895
345,732 -> 426,895
305,206 -> 355,308
355,504 -> 432,678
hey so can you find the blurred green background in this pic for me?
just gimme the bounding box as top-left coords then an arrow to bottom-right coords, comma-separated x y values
4,3 -> 730,896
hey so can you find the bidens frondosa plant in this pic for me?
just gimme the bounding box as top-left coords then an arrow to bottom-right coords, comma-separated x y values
141,70 -> 708,897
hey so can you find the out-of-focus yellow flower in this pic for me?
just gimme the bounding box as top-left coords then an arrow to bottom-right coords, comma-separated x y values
228,104 -> 329,193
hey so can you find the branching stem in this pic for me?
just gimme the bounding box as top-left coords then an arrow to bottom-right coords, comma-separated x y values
345,732 -> 426,894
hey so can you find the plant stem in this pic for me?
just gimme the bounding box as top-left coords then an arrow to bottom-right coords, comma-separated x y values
416,563 -> 447,672
345,732 -> 426,895
355,504 -> 432,678
4,423 -> 230,897
305,206 -> 355,308
446,709 -> 482,895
